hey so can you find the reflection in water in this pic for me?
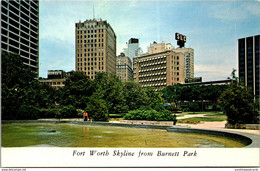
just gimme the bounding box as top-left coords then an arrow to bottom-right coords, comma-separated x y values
2,123 -> 245,148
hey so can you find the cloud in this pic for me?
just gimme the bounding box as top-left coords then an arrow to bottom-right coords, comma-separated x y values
195,64 -> 234,81
39,0 -> 258,81
207,1 -> 260,22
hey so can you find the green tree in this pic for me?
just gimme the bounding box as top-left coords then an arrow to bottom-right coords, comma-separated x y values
2,51 -> 36,88
60,105 -> 78,118
218,69 -> 259,124
162,85 -> 182,105
85,94 -> 109,121
1,52 -> 56,119
144,87 -> 164,109
162,83 -> 228,111
123,81 -> 149,110
59,71 -> 94,109
189,102 -> 200,114
93,72 -> 127,114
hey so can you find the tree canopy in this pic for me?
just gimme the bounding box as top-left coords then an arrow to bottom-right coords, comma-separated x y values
218,70 -> 259,124
1,51 -> 56,119
162,83 -> 228,103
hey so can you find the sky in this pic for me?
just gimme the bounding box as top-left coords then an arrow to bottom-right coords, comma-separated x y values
39,0 -> 260,81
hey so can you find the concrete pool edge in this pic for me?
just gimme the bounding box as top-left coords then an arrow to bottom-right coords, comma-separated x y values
2,120 -> 259,148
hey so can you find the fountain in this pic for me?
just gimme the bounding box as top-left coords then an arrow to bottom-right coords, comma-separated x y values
1,120 -> 257,148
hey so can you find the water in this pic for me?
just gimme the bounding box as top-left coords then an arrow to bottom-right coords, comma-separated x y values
1,123 -> 245,148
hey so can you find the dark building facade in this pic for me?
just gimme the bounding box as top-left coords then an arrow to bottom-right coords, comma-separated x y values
47,70 -> 66,79
1,0 -> 39,76
238,35 -> 260,96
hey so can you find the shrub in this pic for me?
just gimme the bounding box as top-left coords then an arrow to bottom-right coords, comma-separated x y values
40,108 -> 60,118
155,110 -> 174,121
165,105 -> 180,111
18,105 -> 40,120
154,104 -> 165,112
139,106 -> 152,111
124,109 -> 174,121
60,105 -> 78,118
218,84 -> 259,124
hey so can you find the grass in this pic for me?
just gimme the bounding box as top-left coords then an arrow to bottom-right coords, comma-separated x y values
109,113 -> 126,118
109,118 -> 123,122
181,111 -> 224,115
204,114 -> 227,118
178,117 -> 227,123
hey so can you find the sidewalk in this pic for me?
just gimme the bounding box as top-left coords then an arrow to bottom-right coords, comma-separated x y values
178,121 -> 260,135
175,113 -> 260,135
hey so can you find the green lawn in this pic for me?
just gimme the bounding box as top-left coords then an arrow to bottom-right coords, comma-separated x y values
178,117 -> 226,124
181,111 -> 224,115
204,114 -> 227,118
109,113 -> 126,118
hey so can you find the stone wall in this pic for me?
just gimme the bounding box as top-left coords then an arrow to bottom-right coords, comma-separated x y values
225,123 -> 260,130
38,118 -> 82,121
120,120 -> 173,126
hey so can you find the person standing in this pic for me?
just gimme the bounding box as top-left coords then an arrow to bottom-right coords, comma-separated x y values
83,111 -> 88,121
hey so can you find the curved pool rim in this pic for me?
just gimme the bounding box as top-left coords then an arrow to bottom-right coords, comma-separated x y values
2,120 -> 259,148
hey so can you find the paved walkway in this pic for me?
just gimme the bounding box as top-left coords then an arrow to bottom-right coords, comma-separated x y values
177,114 -> 207,120
173,113 -> 260,135
177,120 -> 260,135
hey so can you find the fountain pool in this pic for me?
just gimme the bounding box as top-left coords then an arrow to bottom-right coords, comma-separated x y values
1,122 -> 250,148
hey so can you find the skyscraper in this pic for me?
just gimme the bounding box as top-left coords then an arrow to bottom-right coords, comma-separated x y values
238,35 -> 260,96
75,18 -> 116,80
116,53 -> 133,82
123,38 -> 143,61
1,0 -> 39,76
147,41 -> 194,79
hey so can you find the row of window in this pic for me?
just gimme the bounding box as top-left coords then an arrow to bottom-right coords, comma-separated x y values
77,46 -> 104,52
77,66 -> 104,72
77,52 -> 104,57
77,34 -> 104,39
77,62 -> 104,67
77,39 -> 103,43
77,57 -> 104,62
76,29 -> 104,34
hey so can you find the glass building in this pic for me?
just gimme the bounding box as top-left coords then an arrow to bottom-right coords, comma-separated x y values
238,35 -> 260,96
123,38 -> 143,62
1,0 -> 39,76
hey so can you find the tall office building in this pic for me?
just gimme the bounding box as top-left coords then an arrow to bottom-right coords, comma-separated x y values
75,19 -> 116,80
116,53 -> 133,82
133,50 -> 185,91
238,35 -> 260,96
123,38 -> 143,61
1,0 -> 39,76
173,48 -> 194,79
147,41 -> 194,79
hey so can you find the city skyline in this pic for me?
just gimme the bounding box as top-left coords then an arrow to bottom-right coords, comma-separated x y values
39,0 -> 260,81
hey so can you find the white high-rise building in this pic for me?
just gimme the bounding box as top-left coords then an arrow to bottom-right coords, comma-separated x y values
123,38 -> 143,62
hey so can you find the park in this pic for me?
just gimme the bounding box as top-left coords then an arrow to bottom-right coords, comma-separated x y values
1,52 -> 260,148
